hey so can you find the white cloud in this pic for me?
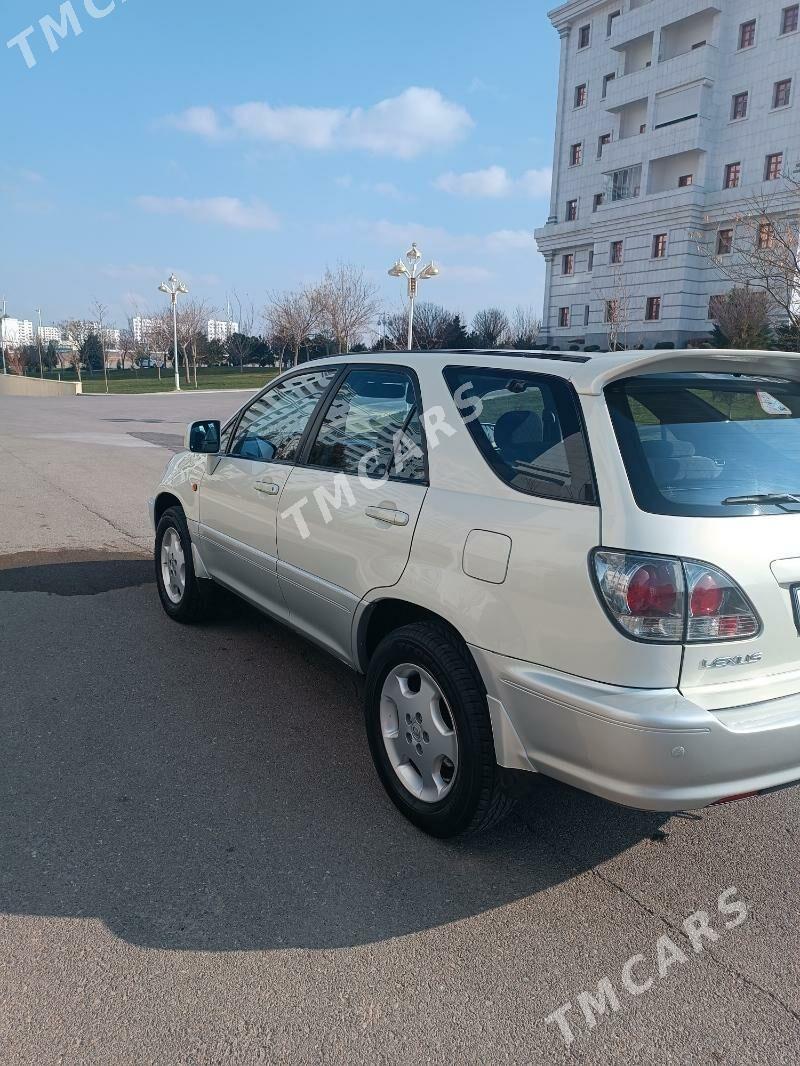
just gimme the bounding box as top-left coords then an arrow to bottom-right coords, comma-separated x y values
165,87 -> 473,160
319,218 -> 534,257
435,165 -> 552,200
135,196 -> 279,231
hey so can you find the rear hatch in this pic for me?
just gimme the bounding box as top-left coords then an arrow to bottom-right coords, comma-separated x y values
603,370 -> 800,711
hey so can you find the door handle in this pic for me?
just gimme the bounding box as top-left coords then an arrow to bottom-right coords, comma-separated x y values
365,506 -> 409,527
253,481 -> 280,496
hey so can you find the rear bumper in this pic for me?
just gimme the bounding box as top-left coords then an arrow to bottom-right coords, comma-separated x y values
471,646 -> 800,811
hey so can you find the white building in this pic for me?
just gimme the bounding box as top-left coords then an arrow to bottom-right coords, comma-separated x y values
37,325 -> 62,345
535,0 -> 800,349
208,318 -> 239,342
0,317 -> 34,346
132,316 -> 157,345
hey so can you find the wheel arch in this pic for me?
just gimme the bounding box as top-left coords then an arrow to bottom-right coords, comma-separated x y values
355,597 -> 469,673
154,491 -> 184,527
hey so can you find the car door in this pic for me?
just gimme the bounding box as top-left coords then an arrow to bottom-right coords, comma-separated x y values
197,367 -> 337,616
276,365 -> 429,661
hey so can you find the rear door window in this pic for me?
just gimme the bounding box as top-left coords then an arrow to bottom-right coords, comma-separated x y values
606,373 -> 800,516
442,366 -> 597,504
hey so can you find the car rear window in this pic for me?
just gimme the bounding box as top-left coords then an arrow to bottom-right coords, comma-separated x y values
606,373 -> 800,516
443,366 -> 597,504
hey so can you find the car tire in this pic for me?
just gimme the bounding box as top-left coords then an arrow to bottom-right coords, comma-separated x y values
365,620 -> 515,838
154,506 -> 216,624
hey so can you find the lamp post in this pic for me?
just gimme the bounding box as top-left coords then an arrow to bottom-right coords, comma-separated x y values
388,242 -> 440,350
158,274 -> 188,392
0,298 -> 7,375
35,308 -> 44,379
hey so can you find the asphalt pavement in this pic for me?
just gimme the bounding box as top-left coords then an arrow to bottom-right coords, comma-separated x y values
1,390 -> 800,1065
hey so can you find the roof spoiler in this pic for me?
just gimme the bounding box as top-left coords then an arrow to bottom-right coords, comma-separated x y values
573,349 -> 800,396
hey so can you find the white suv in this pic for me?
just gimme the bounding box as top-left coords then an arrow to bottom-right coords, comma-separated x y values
150,348 -> 800,837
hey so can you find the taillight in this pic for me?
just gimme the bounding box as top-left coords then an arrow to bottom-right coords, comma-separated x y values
684,563 -> 760,641
592,550 -> 761,644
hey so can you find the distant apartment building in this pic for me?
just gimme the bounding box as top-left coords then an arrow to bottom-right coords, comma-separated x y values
207,318 -> 239,342
89,324 -> 121,348
37,325 -> 62,345
0,317 -> 34,346
535,0 -> 800,348
132,316 -> 157,345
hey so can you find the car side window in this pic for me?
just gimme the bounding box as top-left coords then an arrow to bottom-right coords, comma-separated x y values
229,369 -> 336,463
443,366 -> 597,504
306,367 -> 427,482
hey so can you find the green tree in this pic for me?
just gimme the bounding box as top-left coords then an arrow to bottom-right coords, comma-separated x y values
80,332 -> 104,372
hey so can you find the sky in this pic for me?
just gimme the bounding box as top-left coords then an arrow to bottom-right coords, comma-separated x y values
1,0 -> 560,334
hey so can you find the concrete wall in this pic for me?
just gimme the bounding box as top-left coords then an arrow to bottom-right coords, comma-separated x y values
0,375 -> 82,397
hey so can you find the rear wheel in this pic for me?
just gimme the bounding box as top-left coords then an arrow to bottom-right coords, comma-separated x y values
155,506 -> 215,623
365,621 -> 514,837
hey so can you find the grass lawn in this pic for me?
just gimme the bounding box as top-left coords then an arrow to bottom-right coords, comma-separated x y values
41,366 -> 278,394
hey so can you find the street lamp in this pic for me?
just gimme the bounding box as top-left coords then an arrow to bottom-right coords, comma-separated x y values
35,308 -> 44,379
387,242 -> 440,350
0,298 -> 7,375
158,273 -> 188,392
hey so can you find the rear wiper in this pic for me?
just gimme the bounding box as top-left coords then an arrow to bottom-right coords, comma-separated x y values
722,493 -> 800,506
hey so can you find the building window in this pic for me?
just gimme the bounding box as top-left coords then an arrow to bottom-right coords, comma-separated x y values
602,72 -> 616,98
645,297 -> 662,322
558,307 -> 570,328
597,133 -> 611,158
765,152 -> 784,181
678,174 -> 694,187
758,223 -> 776,249
738,20 -> 757,49
781,5 -> 799,34
605,300 -> 619,323
609,165 -> 642,202
588,249 -> 594,271
652,233 -> 668,258
773,79 -> 792,108
578,24 -> 591,49
569,142 -> 584,167
724,162 -> 741,189
593,192 -> 604,212
607,10 -> 620,36
574,84 -> 588,108
584,305 -> 591,327
716,229 -> 734,255
566,199 -> 578,221
562,253 -> 575,275
610,240 -> 624,265
731,92 -> 749,120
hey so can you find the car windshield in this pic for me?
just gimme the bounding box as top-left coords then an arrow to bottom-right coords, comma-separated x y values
605,373 -> 800,517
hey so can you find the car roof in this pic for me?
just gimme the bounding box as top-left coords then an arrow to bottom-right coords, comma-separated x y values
318,348 -> 800,395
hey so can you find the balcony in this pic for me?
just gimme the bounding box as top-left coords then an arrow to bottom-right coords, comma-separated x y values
604,42 -> 718,113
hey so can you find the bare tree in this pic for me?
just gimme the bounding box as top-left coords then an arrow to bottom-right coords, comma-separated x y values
692,178 -> 800,334
176,298 -> 212,388
508,306 -> 542,349
318,263 -> 380,353
710,287 -> 772,349
264,286 -> 321,367
117,328 -> 135,371
383,310 -> 409,351
595,264 -> 633,351
408,302 -> 453,350
471,307 -> 510,348
225,292 -> 256,373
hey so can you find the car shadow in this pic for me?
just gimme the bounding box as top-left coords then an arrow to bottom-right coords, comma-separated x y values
0,556 -> 669,951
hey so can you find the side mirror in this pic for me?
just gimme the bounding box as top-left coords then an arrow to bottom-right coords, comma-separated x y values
185,419 -> 221,454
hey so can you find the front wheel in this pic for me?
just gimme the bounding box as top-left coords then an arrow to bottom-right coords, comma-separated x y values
364,621 -> 514,838
155,506 -> 215,623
